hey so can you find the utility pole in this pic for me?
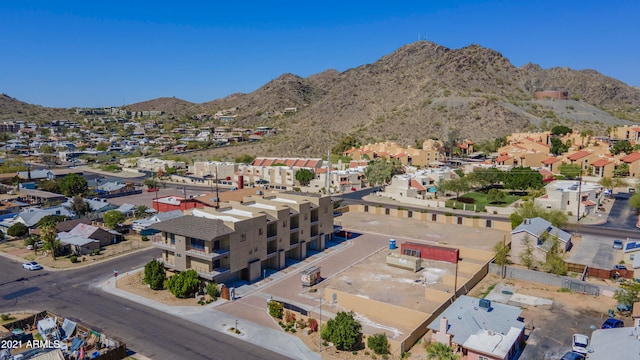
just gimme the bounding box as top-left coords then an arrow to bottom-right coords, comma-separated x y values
215,165 -> 220,209
326,149 -> 331,195
576,169 -> 583,223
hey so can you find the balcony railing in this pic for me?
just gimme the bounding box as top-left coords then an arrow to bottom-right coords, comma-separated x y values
196,267 -> 230,280
186,247 -> 229,260
153,241 -> 175,250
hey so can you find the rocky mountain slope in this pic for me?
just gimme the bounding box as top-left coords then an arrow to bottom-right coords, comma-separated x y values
2,41 -> 640,157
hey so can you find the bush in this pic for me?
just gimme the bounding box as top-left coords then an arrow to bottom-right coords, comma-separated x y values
8,223 -> 28,237
205,282 -> 219,300
144,259 -> 166,290
165,269 -> 200,298
141,235 -> 149,242
307,318 -> 319,332
321,311 -> 362,351
457,196 -> 475,204
70,255 -> 78,263
268,300 -> 284,319
368,333 -> 389,354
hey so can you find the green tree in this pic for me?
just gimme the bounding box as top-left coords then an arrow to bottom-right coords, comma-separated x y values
134,205 -> 149,219
59,173 -> 88,196
143,259 -> 166,290
332,135 -> 359,155
469,168 -> 503,187
165,269 -> 201,298
503,167 -> 543,191
509,201 -> 568,229
543,236 -> 567,275
519,235 -> 535,269
444,177 -> 470,201
629,193 -> 640,214
321,311 -> 362,351
580,129 -> 594,146
36,215 -> 67,229
550,137 -> 568,155
487,188 -> 507,204
364,158 -> 403,186
234,154 -> 255,164
7,223 -> 28,237
295,168 -> 315,186
551,125 -> 573,136
38,179 -> 60,193
40,223 -> 60,259
367,333 -> 389,355
614,163 -> 630,177
71,196 -> 91,217
611,140 -> 633,155
103,210 -> 125,229
493,241 -> 509,266
559,163 -> 582,179
614,280 -> 640,308
426,342 -> 460,360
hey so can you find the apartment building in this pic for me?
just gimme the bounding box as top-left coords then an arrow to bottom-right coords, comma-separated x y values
150,192 -> 333,283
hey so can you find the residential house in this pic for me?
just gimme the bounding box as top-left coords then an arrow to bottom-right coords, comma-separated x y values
17,169 -> 55,181
591,158 -> 615,178
0,206 -> 76,231
131,209 -> 184,235
534,180 -> 602,217
150,192 -> 333,283
19,189 -> 67,205
610,125 -> 640,143
428,296 -> 525,360
620,152 -> 640,177
510,217 -> 573,266
588,325 -> 640,360
541,156 -> 562,173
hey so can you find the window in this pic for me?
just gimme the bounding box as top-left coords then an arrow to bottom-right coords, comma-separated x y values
283,220 -> 287,228
364,205 -> 369,212
478,356 -> 489,360
385,208 -> 390,215
170,234 -> 175,245
241,233 -> 247,242
258,228 -> 263,236
407,211 -> 413,218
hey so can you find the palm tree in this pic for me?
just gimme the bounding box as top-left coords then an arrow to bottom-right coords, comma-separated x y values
426,342 -> 460,360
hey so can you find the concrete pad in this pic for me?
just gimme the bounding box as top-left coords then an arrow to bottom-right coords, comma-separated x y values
509,293 -> 553,306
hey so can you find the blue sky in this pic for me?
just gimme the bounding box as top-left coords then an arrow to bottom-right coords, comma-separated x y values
1,1 -> 638,108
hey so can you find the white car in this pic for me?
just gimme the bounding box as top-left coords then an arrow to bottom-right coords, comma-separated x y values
22,261 -> 43,271
572,334 -> 590,354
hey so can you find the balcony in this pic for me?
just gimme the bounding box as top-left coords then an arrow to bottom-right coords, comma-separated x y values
186,246 -> 230,260
197,267 -> 230,281
153,241 -> 175,251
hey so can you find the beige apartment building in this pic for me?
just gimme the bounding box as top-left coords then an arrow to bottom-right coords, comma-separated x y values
150,192 -> 333,283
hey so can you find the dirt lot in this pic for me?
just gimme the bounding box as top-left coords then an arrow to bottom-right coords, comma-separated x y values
469,273 -> 621,360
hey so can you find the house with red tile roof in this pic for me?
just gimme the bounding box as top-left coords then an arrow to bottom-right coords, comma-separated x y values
494,154 -> 515,166
591,158 -> 615,178
621,152 -> 640,177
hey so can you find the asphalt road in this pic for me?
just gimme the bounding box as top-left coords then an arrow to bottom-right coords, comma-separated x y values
0,249 -> 291,360
599,193 -> 638,230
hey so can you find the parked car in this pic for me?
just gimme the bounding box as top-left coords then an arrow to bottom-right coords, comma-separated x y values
22,261 -> 43,271
255,179 -> 269,184
147,188 -> 159,192
572,334 -> 590,354
602,318 -> 624,329
560,351 -> 585,360
613,239 -> 624,249
614,264 -> 628,270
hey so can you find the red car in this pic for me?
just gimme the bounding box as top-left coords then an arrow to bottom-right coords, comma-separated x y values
147,188 -> 159,192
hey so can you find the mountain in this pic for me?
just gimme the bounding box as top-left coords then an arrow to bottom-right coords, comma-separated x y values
2,41 -> 640,157
0,93 -> 75,122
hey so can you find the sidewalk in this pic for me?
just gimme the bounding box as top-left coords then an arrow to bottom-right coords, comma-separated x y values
100,274 -> 321,360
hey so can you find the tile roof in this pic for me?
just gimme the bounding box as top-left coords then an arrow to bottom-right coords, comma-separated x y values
410,179 -> 426,191
495,155 -> 511,162
621,152 -> 640,163
149,215 -> 234,241
591,159 -> 612,167
567,150 -> 590,161
542,157 -> 561,165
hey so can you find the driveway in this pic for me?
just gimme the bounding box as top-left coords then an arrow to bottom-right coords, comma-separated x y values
600,193 -> 638,230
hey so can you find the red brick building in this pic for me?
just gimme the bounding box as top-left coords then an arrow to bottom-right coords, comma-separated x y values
152,196 -> 204,213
